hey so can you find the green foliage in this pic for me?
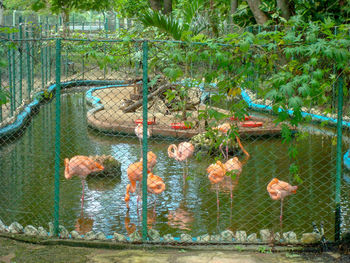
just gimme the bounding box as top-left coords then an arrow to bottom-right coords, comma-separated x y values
0,88 -> 9,105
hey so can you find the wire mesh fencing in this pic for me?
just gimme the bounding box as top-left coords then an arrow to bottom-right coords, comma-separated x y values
0,36 -> 348,246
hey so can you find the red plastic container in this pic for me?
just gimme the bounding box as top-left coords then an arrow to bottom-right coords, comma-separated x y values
230,115 -> 251,121
170,123 -> 192,130
241,121 -> 263,128
134,119 -> 156,125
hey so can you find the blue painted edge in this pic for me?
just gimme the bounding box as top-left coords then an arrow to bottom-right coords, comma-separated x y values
343,150 -> 350,170
0,80 -> 127,139
85,84 -> 131,115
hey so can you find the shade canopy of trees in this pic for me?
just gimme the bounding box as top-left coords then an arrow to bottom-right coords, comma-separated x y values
0,0 -> 349,26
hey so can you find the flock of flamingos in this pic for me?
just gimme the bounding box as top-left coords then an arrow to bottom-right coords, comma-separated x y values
64,122 -> 298,230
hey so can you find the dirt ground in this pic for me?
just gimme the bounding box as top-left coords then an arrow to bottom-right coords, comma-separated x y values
0,237 -> 349,263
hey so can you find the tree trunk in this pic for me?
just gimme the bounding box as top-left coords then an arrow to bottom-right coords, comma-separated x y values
229,0 -> 238,25
276,0 -> 291,20
123,83 -> 172,113
149,0 -> 162,11
163,0 -> 172,14
0,1 -> 5,26
246,0 -> 269,25
61,9 -> 70,36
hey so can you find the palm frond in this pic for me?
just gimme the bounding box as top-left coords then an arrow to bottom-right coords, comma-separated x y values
140,9 -> 184,40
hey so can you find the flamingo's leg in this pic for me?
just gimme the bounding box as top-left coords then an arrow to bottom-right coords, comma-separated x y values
219,143 -> 226,160
182,163 -> 186,184
153,196 -> 157,214
225,137 -> 229,161
81,180 -> 85,210
185,159 -> 189,177
216,184 -> 220,211
280,198 -> 284,231
139,138 -> 143,157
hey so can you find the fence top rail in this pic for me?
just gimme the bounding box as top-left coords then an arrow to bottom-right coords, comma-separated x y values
1,35 -> 349,48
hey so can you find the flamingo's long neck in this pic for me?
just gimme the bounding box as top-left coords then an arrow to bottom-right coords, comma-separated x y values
236,136 -> 250,165
64,158 -> 71,179
168,144 -> 178,159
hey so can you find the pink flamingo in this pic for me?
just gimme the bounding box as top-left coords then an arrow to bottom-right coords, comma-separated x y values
207,160 -> 226,211
208,136 -> 250,211
64,155 -> 104,209
168,142 -> 195,183
147,173 -> 166,212
267,178 -> 298,230
125,161 -> 143,210
214,122 -> 232,160
135,123 -> 151,156
140,151 -> 157,172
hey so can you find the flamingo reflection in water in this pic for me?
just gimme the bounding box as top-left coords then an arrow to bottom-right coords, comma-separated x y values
168,206 -> 194,231
75,212 -> 94,235
124,208 -> 158,236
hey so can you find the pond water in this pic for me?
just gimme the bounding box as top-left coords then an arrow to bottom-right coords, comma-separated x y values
0,91 -> 349,240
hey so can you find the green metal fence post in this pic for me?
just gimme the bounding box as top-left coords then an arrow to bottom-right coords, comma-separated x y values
53,38 -> 62,237
19,16 -> 23,103
335,74 -> 343,242
40,23 -> 44,90
8,34 -> 13,116
26,29 -> 31,99
141,40 -> 149,241
11,32 -> 16,112
0,69 -> 2,121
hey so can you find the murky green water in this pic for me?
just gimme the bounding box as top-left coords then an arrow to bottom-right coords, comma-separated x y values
0,91 -> 349,240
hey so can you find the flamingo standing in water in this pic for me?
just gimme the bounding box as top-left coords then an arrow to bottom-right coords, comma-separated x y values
214,122 -> 232,160
207,160 -> 226,210
125,152 -> 158,210
168,142 -> 195,183
135,123 -> 151,156
208,136 -> 250,211
147,173 -> 166,212
64,155 -> 104,209
267,178 -> 298,230
140,151 -> 157,172
125,161 -> 143,210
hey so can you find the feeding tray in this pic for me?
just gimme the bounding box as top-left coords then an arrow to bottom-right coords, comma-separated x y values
134,119 -> 156,125
240,121 -> 263,128
230,115 -> 251,121
170,123 -> 191,130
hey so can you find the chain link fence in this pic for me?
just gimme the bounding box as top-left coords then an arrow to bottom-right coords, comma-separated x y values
2,10 -> 138,34
0,32 -> 348,246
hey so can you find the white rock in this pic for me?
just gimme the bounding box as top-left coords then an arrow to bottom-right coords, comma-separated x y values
180,233 -> 192,242
247,233 -> 258,243
113,232 -> 127,242
0,219 -> 8,232
84,231 -> 97,241
38,227 -> 48,237
59,225 -> 69,239
221,230 -> 234,242
9,222 -> 23,234
301,233 -> 321,244
235,231 -> 247,242
70,230 -> 82,239
24,225 -> 38,236
197,234 -> 210,243
96,231 -> 107,241
163,234 -> 174,242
